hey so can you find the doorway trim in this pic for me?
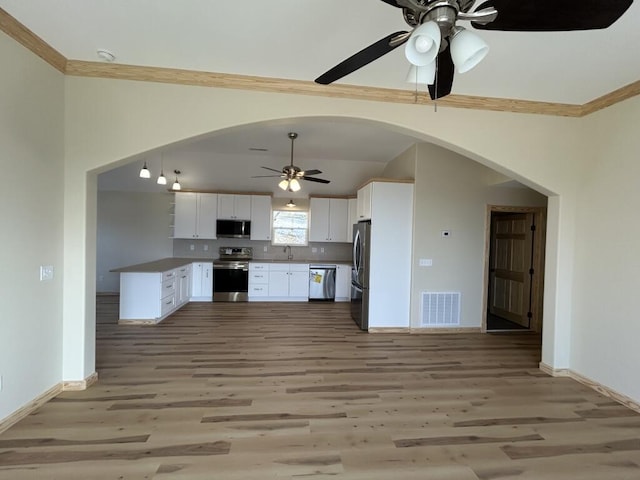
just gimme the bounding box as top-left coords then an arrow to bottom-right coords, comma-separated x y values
481,205 -> 547,333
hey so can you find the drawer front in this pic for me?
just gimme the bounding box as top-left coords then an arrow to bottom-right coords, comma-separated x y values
162,278 -> 176,297
249,272 -> 268,284
268,263 -> 289,272
289,263 -> 310,272
249,285 -> 269,297
177,265 -> 192,275
250,263 -> 269,271
163,270 -> 177,281
160,293 -> 176,316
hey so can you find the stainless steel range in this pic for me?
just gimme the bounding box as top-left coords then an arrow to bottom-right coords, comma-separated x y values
213,247 -> 252,302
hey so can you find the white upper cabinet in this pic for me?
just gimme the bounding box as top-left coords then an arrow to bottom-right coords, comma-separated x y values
250,195 -> 272,241
347,198 -> 357,234
173,192 -> 217,239
356,183 -> 373,221
309,197 -> 350,243
218,194 -> 251,220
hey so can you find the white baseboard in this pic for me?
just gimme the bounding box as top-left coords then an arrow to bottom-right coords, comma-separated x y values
539,362 -> 640,414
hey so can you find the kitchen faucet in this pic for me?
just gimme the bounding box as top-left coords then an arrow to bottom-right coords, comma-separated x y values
284,245 -> 293,260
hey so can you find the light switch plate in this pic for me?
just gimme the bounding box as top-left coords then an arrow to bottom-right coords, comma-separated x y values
40,265 -> 54,281
419,259 -> 433,267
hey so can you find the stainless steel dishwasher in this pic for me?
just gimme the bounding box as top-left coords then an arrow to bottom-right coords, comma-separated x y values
309,265 -> 336,301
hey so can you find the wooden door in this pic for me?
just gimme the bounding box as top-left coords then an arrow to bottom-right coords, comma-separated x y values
489,213 -> 535,327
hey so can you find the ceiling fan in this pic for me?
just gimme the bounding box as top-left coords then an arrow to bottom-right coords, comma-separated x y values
315,0 -> 634,100
253,132 -> 330,192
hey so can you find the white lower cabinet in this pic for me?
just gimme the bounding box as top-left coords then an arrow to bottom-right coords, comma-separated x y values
249,262 -> 309,301
335,264 -> 351,302
177,264 -> 192,306
120,266 -> 191,323
191,262 -> 213,301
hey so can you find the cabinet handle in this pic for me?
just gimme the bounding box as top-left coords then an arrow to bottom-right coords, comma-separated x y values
165,300 -> 172,305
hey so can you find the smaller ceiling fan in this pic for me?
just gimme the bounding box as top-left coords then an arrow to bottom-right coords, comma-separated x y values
252,132 -> 330,192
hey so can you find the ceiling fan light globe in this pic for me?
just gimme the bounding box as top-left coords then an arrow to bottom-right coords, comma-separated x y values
289,179 -> 301,192
415,36 -> 433,53
278,179 -> 290,191
405,63 -> 436,85
405,21 -> 441,66
450,29 -> 489,73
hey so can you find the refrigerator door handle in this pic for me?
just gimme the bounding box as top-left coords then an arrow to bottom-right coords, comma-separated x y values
353,229 -> 361,276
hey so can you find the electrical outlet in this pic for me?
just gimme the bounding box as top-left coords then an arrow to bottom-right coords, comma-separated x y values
203,245 -> 208,251
312,247 -> 317,253
189,244 -> 195,251
320,248 -> 325,253
40,265 -> 54,281
263,246 -> 268,252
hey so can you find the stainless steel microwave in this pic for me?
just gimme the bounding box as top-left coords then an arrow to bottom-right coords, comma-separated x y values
216,219 -> 251,238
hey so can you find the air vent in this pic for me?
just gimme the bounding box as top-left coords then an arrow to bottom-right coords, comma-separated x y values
421,292 -> 461,326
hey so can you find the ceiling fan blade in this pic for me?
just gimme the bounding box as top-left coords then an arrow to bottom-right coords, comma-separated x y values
301,169 -> 322,176
261,166 -> 283,173
315,31 -> 410,85
379,0 -> 402,7
302,176 -> 331,184
428,45 -> 455,100
251,175 -> 283,178
471,0 -> 633,31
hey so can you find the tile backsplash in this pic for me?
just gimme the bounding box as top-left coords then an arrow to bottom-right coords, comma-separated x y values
173,238 -> 352,262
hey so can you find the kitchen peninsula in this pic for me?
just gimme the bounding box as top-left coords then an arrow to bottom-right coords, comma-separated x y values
112,255 -> 352,324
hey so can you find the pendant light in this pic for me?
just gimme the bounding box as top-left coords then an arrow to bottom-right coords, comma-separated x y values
139,161 -> 151,178
156,154 -> 167,185
172,170 -> 181,191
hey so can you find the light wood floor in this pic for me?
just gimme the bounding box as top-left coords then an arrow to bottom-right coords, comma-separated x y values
1,297 -> 639,479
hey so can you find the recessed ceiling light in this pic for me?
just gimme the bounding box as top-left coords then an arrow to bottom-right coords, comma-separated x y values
97,49 -> 116,62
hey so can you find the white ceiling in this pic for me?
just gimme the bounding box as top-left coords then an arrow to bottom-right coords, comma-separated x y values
3,0 -> 636,195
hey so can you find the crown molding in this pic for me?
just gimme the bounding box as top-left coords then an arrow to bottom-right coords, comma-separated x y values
1,7 -> 638,117
0,7 -> 66,72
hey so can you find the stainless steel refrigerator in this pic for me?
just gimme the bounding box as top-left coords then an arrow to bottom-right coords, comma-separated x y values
351,220 -> 371,330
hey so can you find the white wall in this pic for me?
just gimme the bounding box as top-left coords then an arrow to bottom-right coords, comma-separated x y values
0,32 -> 65,420
97,192 -> 174,292
572,95 -> 640,401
